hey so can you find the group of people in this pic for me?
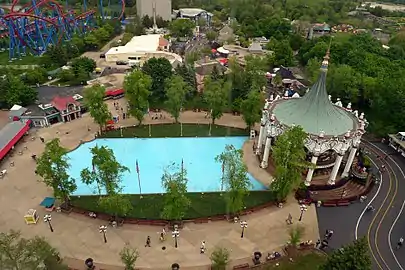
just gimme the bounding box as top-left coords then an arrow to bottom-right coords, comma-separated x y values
316,229 -> 334,250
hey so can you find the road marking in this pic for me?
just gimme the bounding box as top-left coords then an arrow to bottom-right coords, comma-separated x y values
356,142 -> 393,270
355,156 -> 382,239
369,142 -> 405,270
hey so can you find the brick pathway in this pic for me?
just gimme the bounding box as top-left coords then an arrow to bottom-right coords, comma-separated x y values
0,99 -> 319,269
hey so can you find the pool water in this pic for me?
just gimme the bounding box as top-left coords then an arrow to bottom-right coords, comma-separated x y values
67,137 -> 268,195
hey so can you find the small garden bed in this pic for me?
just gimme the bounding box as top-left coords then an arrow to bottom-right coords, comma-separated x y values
263,250 -> 326,270
99,123 -> 249,138
70,190 -> 275,220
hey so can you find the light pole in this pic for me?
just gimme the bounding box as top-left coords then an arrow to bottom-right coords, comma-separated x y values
43,214 -> 54,232
240,220 -> 248,238
299,204 -> 308,221
172,225 -> 180,248
99,225 -> 107,243
171,263 -> 180,270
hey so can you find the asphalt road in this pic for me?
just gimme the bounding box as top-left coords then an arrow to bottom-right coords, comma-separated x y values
317,141 -> 405,270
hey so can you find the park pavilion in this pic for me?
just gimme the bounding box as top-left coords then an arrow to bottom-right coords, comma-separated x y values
256,51 -> 367,186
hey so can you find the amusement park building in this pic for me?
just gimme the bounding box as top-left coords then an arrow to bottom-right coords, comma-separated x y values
137,0 -> 172,21
256,52 -> 367,186
105,34 -> 182,66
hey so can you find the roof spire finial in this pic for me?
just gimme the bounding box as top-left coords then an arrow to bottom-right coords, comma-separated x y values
320,37 -> 333,71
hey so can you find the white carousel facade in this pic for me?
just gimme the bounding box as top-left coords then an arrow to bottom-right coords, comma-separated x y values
256,52 -> 368,186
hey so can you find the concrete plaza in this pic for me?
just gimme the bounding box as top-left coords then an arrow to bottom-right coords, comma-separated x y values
0,101 -> 319,269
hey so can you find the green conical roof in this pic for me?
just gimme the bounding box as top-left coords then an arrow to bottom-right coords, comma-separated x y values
272,54 -> 357,136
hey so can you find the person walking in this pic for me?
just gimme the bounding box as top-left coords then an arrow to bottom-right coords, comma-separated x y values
286,213 -> 293,225
200,241 -> 206,254
145,236 -> 151,247
397,237 -> 404,250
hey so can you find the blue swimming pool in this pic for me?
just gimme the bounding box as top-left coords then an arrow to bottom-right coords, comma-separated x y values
67,137 -> 267,195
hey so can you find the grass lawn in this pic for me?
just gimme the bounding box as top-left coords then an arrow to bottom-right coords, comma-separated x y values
100,123 -> 249,138
0,51 -> 42,65
265,252 -> 326,270
70,191 -> 274,220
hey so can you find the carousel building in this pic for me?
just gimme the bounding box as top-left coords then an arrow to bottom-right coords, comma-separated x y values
256,51 -> 367,186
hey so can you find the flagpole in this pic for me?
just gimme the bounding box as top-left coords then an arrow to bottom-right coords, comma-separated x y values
149,124 -> 151,137
136,160 -> 142,198
221,161 -> 224,191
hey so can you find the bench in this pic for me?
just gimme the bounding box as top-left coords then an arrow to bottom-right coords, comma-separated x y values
232,263 -> 249,269
194,219 -> 209,224
337,201 -> 350,206
323,202 -> 337,207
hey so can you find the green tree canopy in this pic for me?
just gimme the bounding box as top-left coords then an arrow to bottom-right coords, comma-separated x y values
80,145 -> 129,195
215,145 -> 251,215
169,18 -> 195,38
271,126 -> 309,201
240,89 -> 263,130
203,77 -> 231,124
161,164 -> 191,221
164,75 -> 189,122
0,75 -> 37,108
83,84 -> 112,132
124,70 -> 152,125
0,230 -> 68,270
141,57 -> 173,102
36,138 -> 77,207
320,237 -> 371,270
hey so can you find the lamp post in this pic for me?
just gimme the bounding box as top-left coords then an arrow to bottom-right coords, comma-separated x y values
171,263 -> 180,270
43,214 -> 54,232
172,225 -> 180,248
99,225 -> 107,243
299,204 -> 308,221
240,220 -> 248,238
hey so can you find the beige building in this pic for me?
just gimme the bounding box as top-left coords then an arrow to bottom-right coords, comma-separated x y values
105,34 -> 182,67
137,0 -> 172,21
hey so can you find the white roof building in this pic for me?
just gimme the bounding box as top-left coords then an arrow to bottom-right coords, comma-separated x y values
105,34 -> 182,67
105,34 -> 170,62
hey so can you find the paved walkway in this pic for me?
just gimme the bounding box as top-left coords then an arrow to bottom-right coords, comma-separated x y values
0,100 -> 319,269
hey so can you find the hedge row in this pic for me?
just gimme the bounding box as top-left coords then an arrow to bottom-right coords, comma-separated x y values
99,123 -> 249,138
70,191 -> 275,220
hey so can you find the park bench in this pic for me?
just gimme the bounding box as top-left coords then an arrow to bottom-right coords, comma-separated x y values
232,263 -> 250,269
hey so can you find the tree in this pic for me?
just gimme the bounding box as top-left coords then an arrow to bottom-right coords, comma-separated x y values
169,18 -> 195,38
83,84 -> 112,133
215,145 -> 251,215
174,64 -> 197,98
0,75 -> 37,108
99,193 -> 133,221
240,89 -> 263,130
210,246 -> 230,270
22,68 -> 47,85
305,57 -> 321,83
120,243 -> 139,270
161,164 -> 191,221
272,73 -> 282,87
71,57 -> 96,74
203,77 -> 230,124
141,57 -> 173,102
0,230 -> 68,270
36,138 -> 77,208
320,237 -> 371,270
210,65 -> 223,81
271,126 -> 309,201
288,225 -> 304,246
327,64 -> 360,104
206,30 -> 218,42
141,15 -> 153,28
80,145 -> 129,195
124,70 -> 151,125
164,75 -> 189,122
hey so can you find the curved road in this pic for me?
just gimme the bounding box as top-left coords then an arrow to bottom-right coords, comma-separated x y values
316,141 -> 405,270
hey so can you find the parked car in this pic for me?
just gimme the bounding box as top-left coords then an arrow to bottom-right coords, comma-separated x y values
116,60 -> 128,65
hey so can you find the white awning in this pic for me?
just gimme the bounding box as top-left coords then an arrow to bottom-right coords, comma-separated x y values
10,105 -> 22,111
217,47 -> 230,54
282,79 -> 293,84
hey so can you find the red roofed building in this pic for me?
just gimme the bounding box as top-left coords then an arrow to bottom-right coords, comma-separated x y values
51,96 -> 82,122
